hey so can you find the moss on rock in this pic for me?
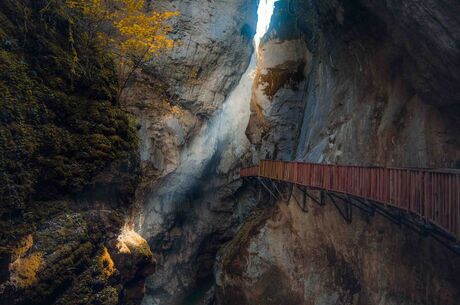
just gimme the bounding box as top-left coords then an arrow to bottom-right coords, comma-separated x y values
0,0 -> 139,215
0,1 -> 143,304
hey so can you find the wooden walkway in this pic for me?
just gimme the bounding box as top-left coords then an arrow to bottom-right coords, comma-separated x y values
240,160 -> 460,242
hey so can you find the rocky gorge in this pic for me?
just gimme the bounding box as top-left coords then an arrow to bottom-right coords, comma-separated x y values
132,0 -> 460,304
1,0 -> 459,305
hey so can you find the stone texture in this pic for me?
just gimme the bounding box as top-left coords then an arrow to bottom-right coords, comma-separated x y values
0,207 -> 154,305
217,193 -> 460,305
144,0 -> 258,116
122,1 -> 259,304
120,0 -> 460,304
247,0 -> 460,167
359,0 -> 460,107
247,38 -> 311,162
217,0 -> 460,304
123,0 -> 258,193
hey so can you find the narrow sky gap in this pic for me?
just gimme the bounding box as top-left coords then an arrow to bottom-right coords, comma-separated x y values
254,0 -> 277,47
140,0 -> 278,235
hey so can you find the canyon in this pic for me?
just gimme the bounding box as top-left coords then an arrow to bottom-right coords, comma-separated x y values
131,0 -> 460,304
1,0 -> 459,305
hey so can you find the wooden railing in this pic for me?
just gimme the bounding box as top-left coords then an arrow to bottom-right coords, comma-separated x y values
239,166 -> 259,177
240,160 -> 460,241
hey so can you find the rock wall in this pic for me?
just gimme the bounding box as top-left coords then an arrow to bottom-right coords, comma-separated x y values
217,0 -> 460,304
117,0 -> 460,303
246,38 -> 310,161
122,1 -> 259,304
123,0 -> 258,187
217,191 -> 460,305
247,0 -> 459,167
0,1 -> 151,304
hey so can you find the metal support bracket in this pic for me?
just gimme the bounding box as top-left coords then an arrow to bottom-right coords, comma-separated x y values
298,187 -> 324,206
328,192 -> 352,223
240,172 -> 460,256
271,180 -> 290,202
258,177 -> 279,200
292,187 -> 308,213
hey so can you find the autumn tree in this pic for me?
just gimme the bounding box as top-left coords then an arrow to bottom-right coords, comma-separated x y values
66,0 -> 178,99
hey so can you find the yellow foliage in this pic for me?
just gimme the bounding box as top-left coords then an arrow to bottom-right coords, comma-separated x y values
66,0 -> 179,96
99,247 -> 116,278
113,4 -> 178,58
8,234 -> 43,288
9,252 -> 43,288
12,234 -> 34,259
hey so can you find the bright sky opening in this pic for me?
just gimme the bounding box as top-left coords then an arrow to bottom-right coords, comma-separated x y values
254,0 -> 278,47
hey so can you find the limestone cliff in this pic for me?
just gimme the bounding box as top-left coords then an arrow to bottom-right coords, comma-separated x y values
217,192 -> 460,305
122,1 -> 259,304
247,0 -> 459,167
128,0 -> 460,304
217,0 -> 460,304
2,0 -> 458,304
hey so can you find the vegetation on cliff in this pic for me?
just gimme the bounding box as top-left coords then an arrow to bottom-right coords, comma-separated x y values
66,0 -> 178,98
0,0 -> 140,214
0,0 -> 177,304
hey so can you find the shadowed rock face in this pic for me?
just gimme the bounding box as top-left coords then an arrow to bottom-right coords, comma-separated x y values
359,0 -> 460,107
217,193 -> 460,305
247,0 -> 460,167
216,0 -> 460,304
124,0 -> 459,304
123,1 -> 259,305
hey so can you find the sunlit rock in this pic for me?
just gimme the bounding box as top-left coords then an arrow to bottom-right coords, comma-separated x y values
117,225 -> 153,258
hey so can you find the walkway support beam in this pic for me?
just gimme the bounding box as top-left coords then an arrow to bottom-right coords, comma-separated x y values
240,160 -> 460,242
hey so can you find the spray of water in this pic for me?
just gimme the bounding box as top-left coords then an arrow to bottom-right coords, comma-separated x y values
141,0 -> 278,234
